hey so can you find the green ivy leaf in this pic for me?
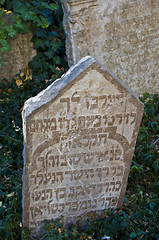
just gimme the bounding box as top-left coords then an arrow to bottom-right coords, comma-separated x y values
41,2 -> 59,11
12,0 -> 22,12
32,1 -> 40,7
0,39 -> 11,52
0,0 -> 5,6
4,25 -> 17,38
0,29 -> 7,39
33,29 -> 46,37
130,232 -> 137,238
0,19 -> 5,27
39,15 -> 50,28
50,3 -> 59,10
44,49 -> 53,59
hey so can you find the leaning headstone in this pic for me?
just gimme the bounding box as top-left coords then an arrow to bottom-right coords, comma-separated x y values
62,0 -> 159,95
22,56 -> 144,234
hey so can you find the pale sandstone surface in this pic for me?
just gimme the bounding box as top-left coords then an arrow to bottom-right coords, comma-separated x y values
22,56 -> 144,234
0,30 -> 36,81
62,0 -> 159,95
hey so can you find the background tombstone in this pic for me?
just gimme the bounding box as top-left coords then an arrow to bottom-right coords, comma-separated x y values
22,56 -> 144,234
0,29 -> 36,82
62,0 -> 159,95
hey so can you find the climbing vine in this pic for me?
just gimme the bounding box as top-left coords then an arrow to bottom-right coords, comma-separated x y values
0,0 -> 67,83
0,3 -> 28,67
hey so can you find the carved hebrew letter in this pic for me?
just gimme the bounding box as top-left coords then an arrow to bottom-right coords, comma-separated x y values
71,91 -> 80,102
108,116 -> 115,126
99,95 -> 107,108
60,97 -> 70,113
116,114 -> 122,124
90,96 -> 98,109
84,153 -> 94,164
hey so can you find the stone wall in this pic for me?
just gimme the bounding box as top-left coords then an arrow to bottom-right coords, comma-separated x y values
62,0 -> 159,95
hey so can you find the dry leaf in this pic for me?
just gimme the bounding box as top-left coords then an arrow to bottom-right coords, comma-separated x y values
8,88 -> 12,93
57,228 -> 62,234
7,192 -> 15,197
16,79 -> 23,87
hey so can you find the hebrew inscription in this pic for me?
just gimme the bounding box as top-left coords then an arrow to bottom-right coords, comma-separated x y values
22,56 -> 144,233
62,0 -> 159,95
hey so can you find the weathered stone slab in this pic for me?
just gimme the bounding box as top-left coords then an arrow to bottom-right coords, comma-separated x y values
0,29 -> 36,81
62,0 -> 159,95
22,56 -> 144,234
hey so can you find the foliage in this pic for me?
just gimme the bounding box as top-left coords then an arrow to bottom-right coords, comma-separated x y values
0,75 -> 159,240
22,218 -> 95,240
0,7 -> 28,67
12,0 -> 67,82
0,2 -> 66,238
0,1 -> 159,239
129,93 -> 159,193
0,0 -> 67,82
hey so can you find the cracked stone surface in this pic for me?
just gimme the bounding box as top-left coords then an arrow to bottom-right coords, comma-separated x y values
22,56 -> 144,234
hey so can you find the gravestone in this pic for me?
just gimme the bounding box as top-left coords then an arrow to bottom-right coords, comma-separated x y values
0,14 -> 36,82
22,56 -> 144,234
0,29 -> 36,81
62,0 -> 159,95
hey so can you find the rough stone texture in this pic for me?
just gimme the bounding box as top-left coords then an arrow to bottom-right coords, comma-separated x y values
0,30 -> 36,81
22,56 -> 144,234
62,0 -> 159,95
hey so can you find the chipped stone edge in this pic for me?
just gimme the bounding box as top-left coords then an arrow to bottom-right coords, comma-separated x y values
23,56 -> 94,120
22,56 -> 142,121
22,55 -> 95,225
22,55 -> 144,227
